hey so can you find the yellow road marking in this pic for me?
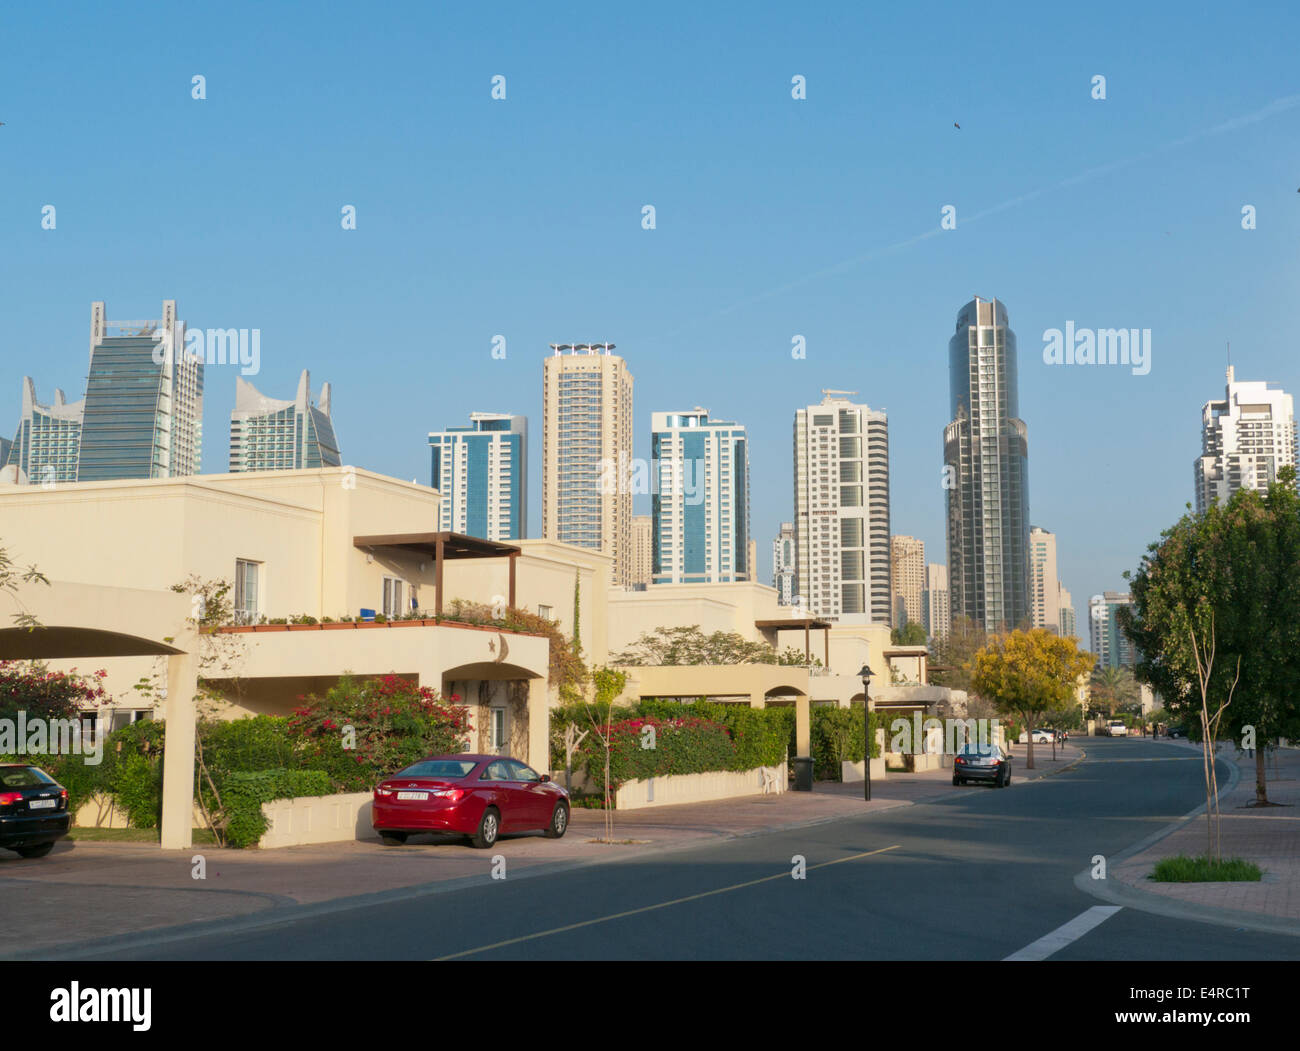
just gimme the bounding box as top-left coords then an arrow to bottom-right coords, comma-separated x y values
434,844 -> 901,959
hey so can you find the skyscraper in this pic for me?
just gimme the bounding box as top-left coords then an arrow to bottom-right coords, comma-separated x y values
650,408 -> 750,585
230,370 -> 341,473
1194,366 -> 1297,513
426,412 -> 526,541
1089,592 -> 1135,670
6,378 -> 84,485
944,297 -> 1031,631
772,522 -> 796,605
1028,526 -> 1060,632
793,392 -> 891,623
542,344 -> 634,586
890,535 -> 925,627
923,562 -> 951,641
1059,584 -> 1077,639
631,515 -> 653,588
79,300 -> 203,481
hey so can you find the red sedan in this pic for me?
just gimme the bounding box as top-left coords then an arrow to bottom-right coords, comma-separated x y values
372,754 -> 570,848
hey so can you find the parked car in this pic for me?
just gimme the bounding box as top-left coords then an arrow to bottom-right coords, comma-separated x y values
1107,721 -> 1129,737
1166,725 -> 1187,739
952,743 -> 1012,787
372,754 -> 570,848
0,764 -> 71,858
1029,728 -> 1055,743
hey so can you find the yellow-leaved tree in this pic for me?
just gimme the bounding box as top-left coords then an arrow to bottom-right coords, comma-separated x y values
971,628 -> 1095,769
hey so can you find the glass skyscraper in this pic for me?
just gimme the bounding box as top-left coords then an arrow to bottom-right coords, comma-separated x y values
943,297 -> 1031,631
6,377 -> 84,485
78,300 -> 203,481
428,412 -> 527,541
650,409 -> 750,585
229,370 -> 341,472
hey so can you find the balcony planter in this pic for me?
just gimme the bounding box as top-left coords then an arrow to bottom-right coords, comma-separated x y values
387,619 -> 425,628
320,622 -> 356,630
223,626 -> 258,634
255,624 -> 290,632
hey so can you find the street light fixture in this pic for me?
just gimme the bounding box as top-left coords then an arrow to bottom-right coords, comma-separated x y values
858,664 -> 874,801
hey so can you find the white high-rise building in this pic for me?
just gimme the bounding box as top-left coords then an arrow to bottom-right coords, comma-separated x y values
1059,584 -> 1077,638
631,515 -> 653,588
1029,526 -> 1060,632
793,392 -> 891,623
427,412 -> 527,541
922,562 -> 950,641
542,344 -> 634,587
1194,366 -> 1296,513
230,370 -> 341,473
1089,591 -> 1134,670
650,409 -> 750,584
6,378 -> 84,485
773,522 -> 796,605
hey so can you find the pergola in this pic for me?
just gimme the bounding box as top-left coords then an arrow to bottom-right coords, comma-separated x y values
754,617 -> 832,670
353,532 -> 520,617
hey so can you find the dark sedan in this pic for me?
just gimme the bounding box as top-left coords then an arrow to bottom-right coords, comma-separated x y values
0,764 -> 71,858
372,754 -> 570,848
952,743 -> 1012,788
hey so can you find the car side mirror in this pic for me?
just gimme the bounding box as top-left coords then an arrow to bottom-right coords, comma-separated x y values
540,774 -> 551,783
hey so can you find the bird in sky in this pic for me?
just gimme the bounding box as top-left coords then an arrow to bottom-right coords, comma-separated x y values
953,122 -> 961,129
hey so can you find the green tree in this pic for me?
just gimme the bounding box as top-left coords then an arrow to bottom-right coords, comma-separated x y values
1089,665 -> 1139,718
891,621 -> 928,646
0,540 -> 48,629
612,625 -> 779,666
928,616 -> 990,693
970,628 -> 1095,770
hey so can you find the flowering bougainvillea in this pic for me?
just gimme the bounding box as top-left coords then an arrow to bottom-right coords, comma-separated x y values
288,674 -> 472,791
577,715 -> 738,795
0,660 -> 108,723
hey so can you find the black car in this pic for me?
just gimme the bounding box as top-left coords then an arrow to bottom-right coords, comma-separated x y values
0,764 -> 71,858
952,743 -> 1012,787
1166,725 -> 1187,739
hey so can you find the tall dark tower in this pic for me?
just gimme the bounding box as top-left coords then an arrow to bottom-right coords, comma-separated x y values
943,297 -> 1031,632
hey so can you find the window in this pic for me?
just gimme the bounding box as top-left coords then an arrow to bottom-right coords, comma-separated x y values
382,577 -> 404,617
481,756 -> 512,780
490,708 -> 507,752
234,559 -> 260,624
538,604 -> 553,620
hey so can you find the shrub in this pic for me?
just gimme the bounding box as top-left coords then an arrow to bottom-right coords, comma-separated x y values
634,699 -> 792,770
221,769 -> 334,848
288,674 -> 471,791
1150,855 -> 1263,883
578,715 -> 738,796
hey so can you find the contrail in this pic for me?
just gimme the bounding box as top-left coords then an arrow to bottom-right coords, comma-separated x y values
652,94 -> 1300,342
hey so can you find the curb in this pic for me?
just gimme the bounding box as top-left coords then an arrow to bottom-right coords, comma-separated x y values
1072,750 -> 1300,938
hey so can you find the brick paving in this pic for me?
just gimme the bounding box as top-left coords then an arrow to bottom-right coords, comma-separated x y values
1112,739 -> 1300,920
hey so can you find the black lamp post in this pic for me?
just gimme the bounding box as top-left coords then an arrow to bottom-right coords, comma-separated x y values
858,664 -> 874,801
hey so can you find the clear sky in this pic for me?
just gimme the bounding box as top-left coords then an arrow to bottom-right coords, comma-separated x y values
3,1 -> 1299,626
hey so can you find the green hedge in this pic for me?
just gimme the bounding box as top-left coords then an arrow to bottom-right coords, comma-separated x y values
220,769 -> 334,848
809,707 -> 887,782
578,715 -> 738,796
634,699 -> 793,769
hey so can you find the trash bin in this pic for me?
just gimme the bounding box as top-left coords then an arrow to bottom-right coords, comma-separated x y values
792,756 -> 814,792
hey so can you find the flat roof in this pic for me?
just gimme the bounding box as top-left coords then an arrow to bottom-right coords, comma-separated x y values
755,618 -> 833,630
353,531 -> 520,560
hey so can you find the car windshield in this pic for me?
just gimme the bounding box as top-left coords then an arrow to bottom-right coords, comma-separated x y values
958,744 -> 999,757
396,760 -> 477,779
0,766 -> 56,788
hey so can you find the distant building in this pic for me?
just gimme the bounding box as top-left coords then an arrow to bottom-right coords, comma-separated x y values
922,563 -> 950,640
944,297 -> 1031,631
427,412 -> 527,541
1089,592 -> 1135,670
1029,526 -> 1061,632
542,343 -> 634,586
631,515 -> 653,588
1194,366 -> 1296,513
890,536 -> 925,627
772,522 -> 796,605
794,392 -> 891,623
230,370 -> 341,473
6,378 -> 84,485
650,408 -> 750,585
79,300 -> 202,481
1059,584 -> 1077,639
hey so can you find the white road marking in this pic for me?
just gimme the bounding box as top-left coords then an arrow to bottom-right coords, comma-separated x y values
1003,906 -> 1122,961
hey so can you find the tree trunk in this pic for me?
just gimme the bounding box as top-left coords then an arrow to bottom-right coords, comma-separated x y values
1256,745 -> 1268,806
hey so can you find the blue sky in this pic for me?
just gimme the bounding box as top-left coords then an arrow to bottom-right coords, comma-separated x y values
3,1 -> 1299,626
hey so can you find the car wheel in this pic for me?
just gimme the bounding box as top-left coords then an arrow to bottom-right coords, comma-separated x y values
16,842 -> 54,858
471,807 -> 500,849
952,775 -> 961,786
543,802 -> 569,838
379,832 -> 408,846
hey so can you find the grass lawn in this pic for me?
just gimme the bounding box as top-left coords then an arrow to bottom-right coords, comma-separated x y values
1150,854 -> 1263,882
68,827 -> 220,845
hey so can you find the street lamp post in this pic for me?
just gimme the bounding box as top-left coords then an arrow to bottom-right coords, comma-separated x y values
858,664 -> 874,802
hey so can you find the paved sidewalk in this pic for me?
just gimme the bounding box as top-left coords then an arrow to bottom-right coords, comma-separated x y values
1110,739 -> 1300,922
0,741 -> 1080,957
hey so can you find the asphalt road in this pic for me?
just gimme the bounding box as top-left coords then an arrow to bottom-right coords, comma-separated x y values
68,737 -> 1300,960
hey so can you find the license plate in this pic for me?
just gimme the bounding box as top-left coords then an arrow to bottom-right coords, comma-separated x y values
396,791 -> 428,801
29,799 -> 56,809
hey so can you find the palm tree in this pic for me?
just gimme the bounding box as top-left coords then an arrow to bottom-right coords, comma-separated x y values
1091,665 -> 1139,717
